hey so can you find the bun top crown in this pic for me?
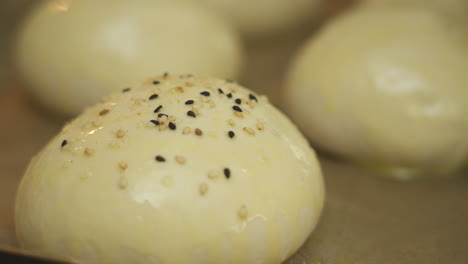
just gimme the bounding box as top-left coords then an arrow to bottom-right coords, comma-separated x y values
16,74 -> 324,263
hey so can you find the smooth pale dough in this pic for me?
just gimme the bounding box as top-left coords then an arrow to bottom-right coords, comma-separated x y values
16,75 -> 325,264
15,0 -> 244,117
193,0 -> 323,37
284,5 -> 468,180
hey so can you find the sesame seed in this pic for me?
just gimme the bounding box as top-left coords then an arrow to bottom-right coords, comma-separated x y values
175,155 -> 186,165
187,111 -> 196,118
233,106 -> 242,112
92,120 -> 102,127
182,127 -> 192,135
193,108 -> 200,116
195,128 -> 203,136
156,155 -> 166,162
158,113 -> 168,118
169,122 -> 176,130
200,91 -> 210,97
168,116 -> 176,122
149,94 -> 159,100
109,141 -> 120,150
228,131 -> 235,138
199,183 -> 209,196
150,120 -> 160,126
227,93 -> 233,98
122,88 -> 131,93
238,205 -> 248,220
249,94 -> 258,102
153,81 -> 160,85
61,140 -> 68,148
116,129 -> 126,138
185,100 -> 194,105
99,109 -> 109,116
208,170 -> 219,180
227,119 -> 235,127
176,86 -> 184,93
235,98 -> 242,105
158,115 -> 168,123
118,161 -> 128,171
208,100 -> 216,108
118,175 -> 128,190
234,112 -> 244,119
163,72 -> 169,78
158,123 -> 168,131
186,82 -> 194,87
84,148 -> 95,156
248,99 -> 256,108
256,122 -> 265,131
218,88 -> 224,94
243,127 -> 255,135
154,105 -> 163,113
224,168 -> 231,179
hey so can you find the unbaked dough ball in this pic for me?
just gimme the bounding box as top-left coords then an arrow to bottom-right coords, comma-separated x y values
15,0 -> 244,116
284,5 -> 468,180
16,75 -> 324,264
194,0 -> 323,37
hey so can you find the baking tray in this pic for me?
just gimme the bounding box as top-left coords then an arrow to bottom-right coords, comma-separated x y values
1,0 -> 467,263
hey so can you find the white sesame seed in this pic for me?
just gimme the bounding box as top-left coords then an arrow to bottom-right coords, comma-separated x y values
175,155 -> 186,165
118,175 -> 128,190
118,161 -> 128,171
243,127 -> 255,135
84,148 -> 95,156
256,122 -> 265,131
116,129 -> 126,138
207,170 -> 219,180
183,127 -> 191,135
199,183 -> 209,196
238,205 -> 248,219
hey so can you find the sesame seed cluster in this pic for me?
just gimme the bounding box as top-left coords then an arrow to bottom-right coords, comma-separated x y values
57,73 -> 271,220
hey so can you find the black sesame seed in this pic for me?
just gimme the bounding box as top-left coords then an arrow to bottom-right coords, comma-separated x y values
228,131 -> 235,138
153,81 -> 160,85
154,105 -> 163,113
218,88 -> 224,94
150,120 -> 160,126
235,98 -> 242,105
169,122 -> 176,130
158,113 -> 168,118
122,88 -> 131,93
187,111 -> 196,118
185,100 -> 194,105
232,106 -> 242,112
227,93 -> 233,99
200,91 -> 211,97
249,94 -> 258,102
61,140 -> 68,148
149,94 -> 159,100
224,168 -> 231,179
156,155 -> 166,162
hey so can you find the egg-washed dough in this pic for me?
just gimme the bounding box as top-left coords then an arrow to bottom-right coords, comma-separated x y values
194,0 -> 323,37
15,0 -> 244,117
15,75 -> 325,264
284,4 -> 468,180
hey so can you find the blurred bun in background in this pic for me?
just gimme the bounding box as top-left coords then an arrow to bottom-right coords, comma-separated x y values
284,3 -> 468,180
194,0 -> 324,38
15,0 -> 244,117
